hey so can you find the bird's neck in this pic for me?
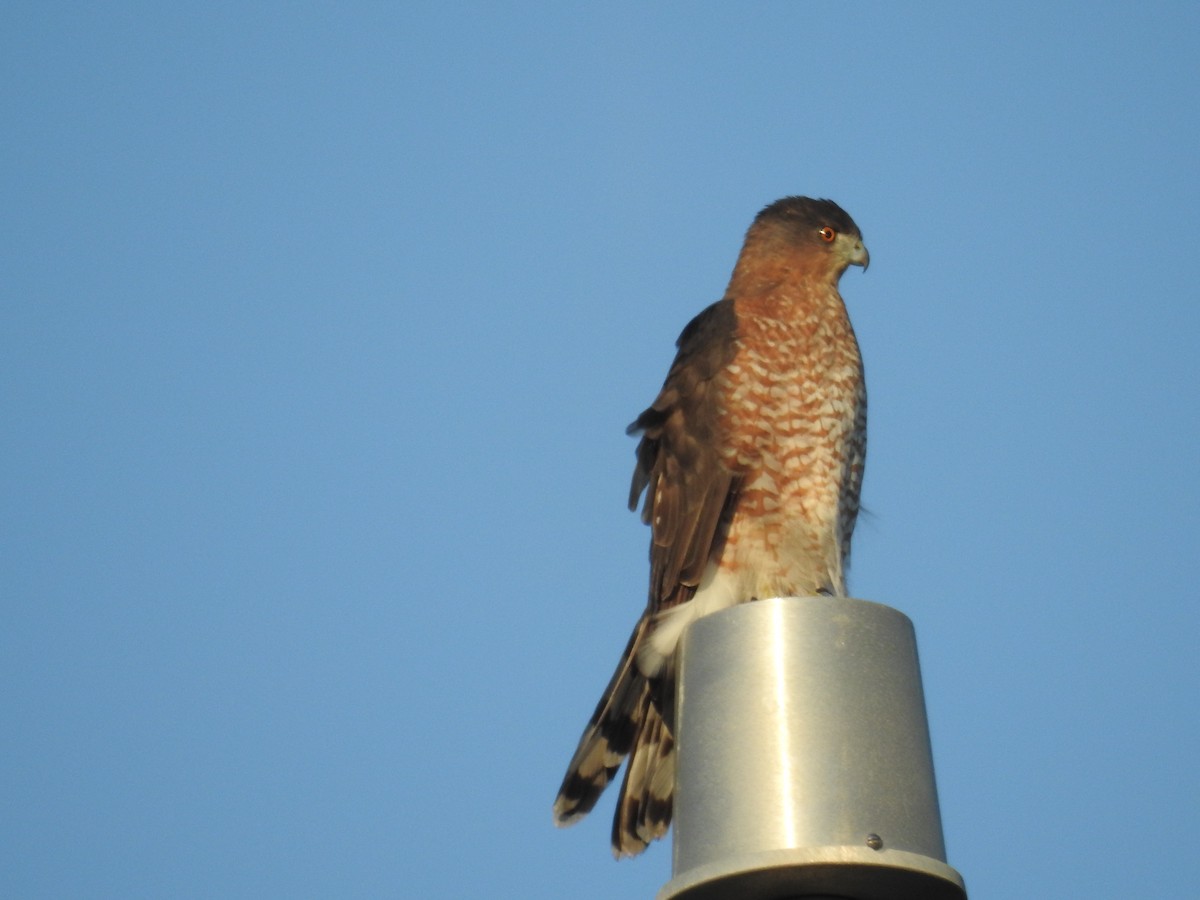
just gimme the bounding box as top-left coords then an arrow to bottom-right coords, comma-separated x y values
725,235 -> 845,300
726,254 -> 847,324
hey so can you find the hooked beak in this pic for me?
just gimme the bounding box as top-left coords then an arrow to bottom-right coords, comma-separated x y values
850,240 -> 869,272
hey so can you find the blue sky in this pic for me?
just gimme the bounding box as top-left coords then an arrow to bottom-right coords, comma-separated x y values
3,3 -> 1198,897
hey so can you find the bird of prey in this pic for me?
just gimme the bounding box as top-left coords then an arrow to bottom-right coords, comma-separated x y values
553,196 -> 870,858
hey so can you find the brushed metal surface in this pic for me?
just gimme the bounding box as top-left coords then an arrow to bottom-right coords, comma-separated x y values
660,596 -> 965,900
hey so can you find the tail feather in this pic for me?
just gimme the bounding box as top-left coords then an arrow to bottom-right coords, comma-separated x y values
612,696 -> 674,857
553,615 -> 676,857
553,617 -> 647,825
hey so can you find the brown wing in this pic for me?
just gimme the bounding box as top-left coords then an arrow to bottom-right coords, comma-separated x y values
627,299 -> 741,614
554,299 -> 742,857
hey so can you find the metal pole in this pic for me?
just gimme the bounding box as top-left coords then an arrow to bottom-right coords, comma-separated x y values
658,596 -> 966,900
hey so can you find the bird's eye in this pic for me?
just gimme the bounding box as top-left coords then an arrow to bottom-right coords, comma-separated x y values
818,226 -> 837,243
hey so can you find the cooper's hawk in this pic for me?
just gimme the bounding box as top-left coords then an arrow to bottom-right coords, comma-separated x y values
553,196 -> 870,857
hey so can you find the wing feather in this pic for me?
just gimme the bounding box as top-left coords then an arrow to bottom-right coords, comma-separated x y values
628,299 -> 740,612
558,297 -> 742,856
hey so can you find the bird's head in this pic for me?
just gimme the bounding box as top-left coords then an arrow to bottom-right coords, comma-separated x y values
746,196 -> 869,280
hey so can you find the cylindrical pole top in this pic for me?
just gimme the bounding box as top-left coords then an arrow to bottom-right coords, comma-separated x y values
659,596 -> 966,900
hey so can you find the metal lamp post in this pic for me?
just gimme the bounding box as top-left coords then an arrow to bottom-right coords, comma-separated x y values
658,596 -> 967,900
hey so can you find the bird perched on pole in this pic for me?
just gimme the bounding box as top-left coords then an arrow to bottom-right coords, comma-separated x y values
553,196 -> 870,858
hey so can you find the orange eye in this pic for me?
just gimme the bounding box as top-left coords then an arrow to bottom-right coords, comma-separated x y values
818,226 -> 837,242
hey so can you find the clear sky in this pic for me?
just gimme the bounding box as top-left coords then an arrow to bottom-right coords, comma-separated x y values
3,3 -> 1197,898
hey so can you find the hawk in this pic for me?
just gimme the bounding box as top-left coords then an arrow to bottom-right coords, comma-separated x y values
553,196 -> 870,857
